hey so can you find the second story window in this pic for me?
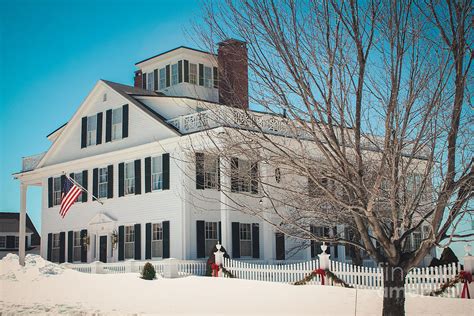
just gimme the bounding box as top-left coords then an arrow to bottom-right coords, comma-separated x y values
112,108 -> 123,141
87,114 -> 97,146
125,162 -> 135,195
98,167 -> 108,198
231,158 -> 259,193
196,153 -> 219,190
159,68 -> 166,90
152,156 -> 163,191
73,172 -> 83,202
53,176 -> 62,206
171,63 -> 178,85
204,66 -> 212,88
189,63 -> 197,85
147,72 -> 154,91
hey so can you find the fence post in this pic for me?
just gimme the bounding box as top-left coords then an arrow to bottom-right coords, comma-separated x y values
163,258 -> 179,278
463,244 -> 473,299
318,243 -> 331,270
214,242 -> 225,277
91,261 -> 104,274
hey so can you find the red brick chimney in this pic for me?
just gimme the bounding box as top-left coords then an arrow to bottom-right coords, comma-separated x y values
218,39 -> 248,109
134,70 -> 143,89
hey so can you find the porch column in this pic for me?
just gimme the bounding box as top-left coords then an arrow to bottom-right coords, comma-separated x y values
19,183 -> 27,266
220,157 -> 232,255
260,162 -> 275,260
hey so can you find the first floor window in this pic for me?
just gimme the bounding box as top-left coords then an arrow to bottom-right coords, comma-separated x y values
152,156 -> 163,191
0,236 -> 5,248
98,167 -> 108,198
53,176 -> 62,206
240,223 -> 252,257
159,67 -> 166,89
205,222 -> 218,255
73,172 -> 83,202
152,223 -> 163,258
310,226 -> 329,257
73,231 -> 81,262
125,226 -> 135,259
125,162 -> 135,195
204,66 -> 212,87
87,114 -> 97,146
189,63 -> 197,84
147,72 -> 154,91
14,236 -> 19,248
171,63 -> 178,85
52,233 -> 60,263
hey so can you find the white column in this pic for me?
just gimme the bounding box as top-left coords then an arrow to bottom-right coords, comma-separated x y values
260,162 -> 275,260
19,183 -> 27,266
220,157 -> 232,255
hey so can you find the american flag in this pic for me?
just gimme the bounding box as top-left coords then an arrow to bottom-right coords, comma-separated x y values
60,177 -> 82,218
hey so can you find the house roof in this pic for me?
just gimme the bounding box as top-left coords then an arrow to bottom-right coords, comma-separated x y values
0,212 -> 38,235
135,46 -> 216,66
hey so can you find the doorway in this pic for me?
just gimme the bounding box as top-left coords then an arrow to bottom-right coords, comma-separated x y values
99,235 -> 107,263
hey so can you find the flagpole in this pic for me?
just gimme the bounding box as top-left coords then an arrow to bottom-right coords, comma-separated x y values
63,173 -> 104,205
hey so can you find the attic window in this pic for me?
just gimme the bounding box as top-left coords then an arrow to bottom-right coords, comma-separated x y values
103,93 -> 107,102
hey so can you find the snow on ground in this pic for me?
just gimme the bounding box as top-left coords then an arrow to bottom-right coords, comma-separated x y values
1,254 -> 473,315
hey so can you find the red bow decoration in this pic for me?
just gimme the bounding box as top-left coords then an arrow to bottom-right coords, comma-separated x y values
211,263 -> 220,277
459,271 -> 472,299
312,268 -> 326,285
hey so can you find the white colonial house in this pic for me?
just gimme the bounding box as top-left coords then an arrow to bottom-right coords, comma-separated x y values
13,39 -> 434,266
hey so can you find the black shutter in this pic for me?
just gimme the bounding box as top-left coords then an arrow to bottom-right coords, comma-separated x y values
166,65 -> 170,87
118,225 -> 124,261
184,60 -> 189,82
276,233 -> 285,260
59,232 -> 66,263
153,69 -> 158,90
195,153 -> 204,189
217,156 -> 221,191
47,233 -> 52,261
81,117 -> 87,148
48,177 -> 53,208
145,223 -> 152,259
134,159 -> 141,194
232,222 -> 240,258
213,66 -> 218,88
311,240 -> 315,258
333,226 -> 338,259
67,231 -> 73,263
96,112 -> 103,145
199,63 -> 204,86
118,163 -> 124,197
178,60 -> 183,83
80,229 -> 87,263
251,162 -> 259,194
144,157 -> 151,193
107,165 -> 113,198
142,72 -> 147,89
134,223 -> 141,260
163,221 -> 170,258
60,175 -> 66,196
122,104 -> 129,138
82,170 -> 88,202
218,221 -> 222,244
196,221 -> 205,258
252,223 -> 260,258
162,153 -> 170,190
93,168 -> 98,201
105,109 -> 112,142
231,158 -> 239,192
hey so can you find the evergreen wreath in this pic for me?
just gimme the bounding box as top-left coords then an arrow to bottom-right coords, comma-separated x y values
294,269 -> 353,288
427,271 -> 472,297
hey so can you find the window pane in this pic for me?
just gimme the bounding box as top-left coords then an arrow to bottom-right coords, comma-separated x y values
87,115 -> 97,146
74,172 -> 83,202
125,162 -> 135,195
152,156 -> 163,191
159,68 -> 166,89
171,63 -> 178,85
147,72 -> 154,91
98,167 -> 108,198
204,66 -> 212,88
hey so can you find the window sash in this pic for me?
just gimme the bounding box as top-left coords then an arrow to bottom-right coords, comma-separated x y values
74,172 -> 83,202
240,224 -> 252,257
98,168 -> 108,198
204,66 -> 212,88
53,177 -> 62,206
159,68 -> 166,89
152,223 -> 163,241
203,155 -> 218,189
14,237 -> 19,248
87,115 -> 97,146
51,233 -> 60,262
147,72 -> 154,91
0,236 -> 5,248
189,64 -> 197,84
171,64 -> 178,85
152,240 -> 163,258
152,156 -> 163,191
111,108 -> 123,141
124,162 -> 135,195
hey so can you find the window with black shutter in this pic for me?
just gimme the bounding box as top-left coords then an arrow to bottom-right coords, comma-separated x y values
162,153 -> 170,190
199,64 -> 204,86
184,60 -> 189,82
163,221 -> 170,258
134,159 -> 141,194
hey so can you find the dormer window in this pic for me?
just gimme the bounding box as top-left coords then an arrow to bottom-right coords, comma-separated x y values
111,108 -> 123,141
147,72 -> 154,91
87,115 -> 97,146
159,68 -> 166,90
189,63 -> 197,84
171,64 -> 178,85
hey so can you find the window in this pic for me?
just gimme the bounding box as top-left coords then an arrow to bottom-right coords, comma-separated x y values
171,63 -> 178,85
308,176 -> 329,197
125,225 -> 135,259
159,68 -> 166,89
52,233 -> 60,263
275,168 -> 281,183
152,223 -> 163,258
231,158 -> 258,193
204,66 -> 212,88
111,108 -> 123,141
196,153 -> 219,190
98,167 -> 108,198
103,93 -> 107,102
0,236 -> 5,248
87,114 -> 97,146
152,156 -> 163,191
189,63 -> 197,84
73,231 -> 81,262
14,236 -> 19,248
240,223 -> 252,257
147,72 -> 154,91
205,222 -> 218,255
407,174 -> 422,195
73,172 -> 83,202
53,176 -> 62,206
310,226 -> 329,257
125,162 -> 135,195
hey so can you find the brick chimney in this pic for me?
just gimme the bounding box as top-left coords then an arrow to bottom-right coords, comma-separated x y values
218,39 -> 248,109
134,70 -> 143,89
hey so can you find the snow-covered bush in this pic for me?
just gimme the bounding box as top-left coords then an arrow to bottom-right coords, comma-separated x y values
141,262 -> 156,280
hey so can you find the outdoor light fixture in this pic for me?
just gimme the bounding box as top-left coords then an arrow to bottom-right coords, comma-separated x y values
111,230 -> 118,249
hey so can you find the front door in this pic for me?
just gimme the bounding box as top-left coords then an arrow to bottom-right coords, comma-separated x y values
99,236 -> 107,263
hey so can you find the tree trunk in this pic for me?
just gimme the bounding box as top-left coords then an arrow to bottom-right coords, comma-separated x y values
382,264 -> 406,316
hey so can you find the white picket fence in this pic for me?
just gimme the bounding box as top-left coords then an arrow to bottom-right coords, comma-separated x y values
222,258 -> 463,298
65,259 -> 207,276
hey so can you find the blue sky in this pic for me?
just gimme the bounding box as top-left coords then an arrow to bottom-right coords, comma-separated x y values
0,0 -> 201,229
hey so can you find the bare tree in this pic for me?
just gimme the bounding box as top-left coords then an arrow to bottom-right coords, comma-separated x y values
181,0 -> 473,315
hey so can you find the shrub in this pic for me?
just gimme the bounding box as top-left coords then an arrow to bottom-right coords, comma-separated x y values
141,262 -> 156,280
